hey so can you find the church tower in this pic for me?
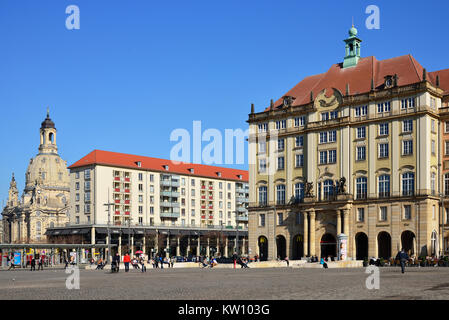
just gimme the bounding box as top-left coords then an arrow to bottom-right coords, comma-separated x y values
7,173 -> 19,208
343,25 -> 362,68
39,108 -> 58,154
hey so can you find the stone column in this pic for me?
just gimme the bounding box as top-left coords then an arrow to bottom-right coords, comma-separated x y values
155,232 -> 159,256
143,235 -> 146,255
242,237 -> 246,255
206,237 -> 210,257
303,212 -> 308,257
187,236 -> 191,256
91,227 -> 96,258
131,235 -> 134,257
336,211 -> 341,235
176,236 -> 180,256
225,237 -> 229,257
343,209 -> 349,235
196,236 -> 200,256
166,235 -> 170,258
309,210 -> 316,256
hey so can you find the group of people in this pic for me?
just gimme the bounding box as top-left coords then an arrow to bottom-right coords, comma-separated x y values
6,255 -> 45,271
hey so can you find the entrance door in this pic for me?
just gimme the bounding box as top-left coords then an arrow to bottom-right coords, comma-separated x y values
292,234 -> 304,259
377,232 -> 391,259
355,232 -> 368,260
320,234 -> 337,259
258,236 -> 268,261
276,235 -> 287,259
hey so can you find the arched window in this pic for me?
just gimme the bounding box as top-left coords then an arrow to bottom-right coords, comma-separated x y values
402,172 -> 415,196
323,180 -> 334,200
431,172 -> 436,195
378,175 -> 390,198
356,177 -> 367,199
276,185 -> 285,205
49,132 -> 54,144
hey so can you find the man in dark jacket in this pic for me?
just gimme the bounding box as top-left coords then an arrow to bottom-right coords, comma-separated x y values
112,253 -> 120,272
395,249 -> 410,274
30,257 -> 36,271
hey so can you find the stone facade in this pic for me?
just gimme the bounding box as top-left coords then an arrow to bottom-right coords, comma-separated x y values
247,26 -> 447,261
1,110 -> 70,243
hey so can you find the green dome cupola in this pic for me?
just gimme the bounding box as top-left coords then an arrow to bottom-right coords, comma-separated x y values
343,25 -> 362,68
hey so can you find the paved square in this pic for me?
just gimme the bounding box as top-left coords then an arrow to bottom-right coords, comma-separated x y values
0,267 -> 449,300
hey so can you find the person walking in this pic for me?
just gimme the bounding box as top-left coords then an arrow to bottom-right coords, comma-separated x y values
8,256 -> 16,271
30,257 -> 36,271
112,252 -> 120,273
320,257 -> 328,269
139,257 -> 146,273
123,253 -> 131,272
284,256 -> 290,267
37,256 -> 44,271
160,256 -> 164,269
395,248 -> 410,274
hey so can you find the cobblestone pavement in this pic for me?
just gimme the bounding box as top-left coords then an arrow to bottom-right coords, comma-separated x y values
0,267 -> 449,300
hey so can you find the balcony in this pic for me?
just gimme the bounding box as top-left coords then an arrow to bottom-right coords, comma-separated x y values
236,196 -> 248,203
160,212 -> 180,219
124,189 -> 130,193
236,188 -> 248,194
114,177 -> 121,181
161,202 -> 172,208
115,211 -> 121,215
201,185 -> 206,189
114,199 -> 120,204
161,191 -> 172,197
237,207 -> 247,213
171,192 -> 180,197
125,211 -> 130,215
237,215 -> 249,222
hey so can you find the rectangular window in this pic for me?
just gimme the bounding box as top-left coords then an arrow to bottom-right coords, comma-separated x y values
277,156 -> 285,170
84,204 -> 91,214
277,213 -> 283,225
403,120 -> 413,132
430,97 -> 436,109
275,120 -> 286,130
259,158 -> 267,173
446,141 -> 449,156
431,140 -> 436,154
321,112 -> 329,121
295,136 -> 304,147
319,151 -> 328,164
278,138 -> 285,151
445,122 -> 449,133
379,143 -> 389,158
84,169 -> 91,179
84,181 -> 91,191
295,154 -> 304,167
138,173 -> 143,181
75,193 -> 80,202
330,111 -> 338,119
138,206 -> 143,214
191,179 -> 195,187
75,182 -> 80,190
259,187 -> 267,205
150,174 -> 154,182
431,120 -> 436,133
150,207 -> 154,214
357,127 -> 366,139
379,123 -> 389,136
260,214 -> 266,227
319,132 -> 328,144
356,146 -> 366,161
138,184 -> 143,192
403,140 -> 413,155
328,150 -> 337,164
404,205 -> 412,220
380,207 -> 387,221
138,195 -> 143,203
294,116 -> 306,127
357,208 -> 365,222
258,123 -> 268,132
328,131 -> 337,142
75,172 -> 80,179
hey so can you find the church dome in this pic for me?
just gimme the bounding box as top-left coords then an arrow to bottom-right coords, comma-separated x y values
41,112 -> 55,129
25,153 -> 70,191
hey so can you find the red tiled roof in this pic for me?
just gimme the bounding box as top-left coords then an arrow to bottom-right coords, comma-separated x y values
265,54 -> 447,111
68,150 -> 248,182
429,68 -> 449,95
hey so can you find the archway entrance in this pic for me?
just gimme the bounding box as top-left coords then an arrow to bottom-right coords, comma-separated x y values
401,231 -> 416,257
180,236 -> 189,257
292,234 -> 304,259
258,236 -> 268,261
276,235 -> 287,259
320,233 -> 337,259
377,232 -> 391,259
355,232 -> 368,260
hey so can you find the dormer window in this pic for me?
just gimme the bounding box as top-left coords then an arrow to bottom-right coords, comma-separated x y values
189,168 -> 194,174
136,161 -> 142,167
237,175 -> 242,180
163,165 -> 169,171
217,172 -> 222,177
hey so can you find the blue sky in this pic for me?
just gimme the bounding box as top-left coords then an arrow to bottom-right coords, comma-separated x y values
0,0 -> 448,204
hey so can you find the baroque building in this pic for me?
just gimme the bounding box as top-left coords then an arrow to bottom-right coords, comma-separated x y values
2,110 -> 70,243
247,26 -> 449,261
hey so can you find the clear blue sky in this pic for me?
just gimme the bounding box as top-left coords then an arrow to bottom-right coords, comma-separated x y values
0,0 -> 448,204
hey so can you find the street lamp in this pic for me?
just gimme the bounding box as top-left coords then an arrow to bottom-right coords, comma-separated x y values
103,189 -> 115,264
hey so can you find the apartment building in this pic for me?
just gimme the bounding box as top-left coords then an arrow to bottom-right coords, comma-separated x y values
47,150 -> 249,259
